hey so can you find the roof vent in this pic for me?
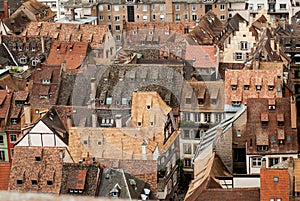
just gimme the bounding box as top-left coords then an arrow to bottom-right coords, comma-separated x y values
129,179 -> 136,186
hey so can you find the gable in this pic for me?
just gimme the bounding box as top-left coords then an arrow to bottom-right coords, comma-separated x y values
30,120 -> 53,133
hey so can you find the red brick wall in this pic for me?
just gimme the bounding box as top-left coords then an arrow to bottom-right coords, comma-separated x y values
0,163 -> 10,190
260,169 -> 289,201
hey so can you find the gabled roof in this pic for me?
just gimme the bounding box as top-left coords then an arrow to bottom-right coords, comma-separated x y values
0,19 -> 12,35
0,90 -> 12,119
16,107 -> 68,147
22,0 -> 55,21
22,22 -> 109,50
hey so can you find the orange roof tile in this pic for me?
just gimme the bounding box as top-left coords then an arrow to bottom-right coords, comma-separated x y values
185,45 -> 216,68
46,41 -> 88,70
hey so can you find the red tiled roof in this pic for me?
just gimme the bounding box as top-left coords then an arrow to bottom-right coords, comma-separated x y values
14,91 -> 29,101
185,45 -> 216,68
46,41 -> 88,70
0,90 -> 11,119
67,169 -> 87,190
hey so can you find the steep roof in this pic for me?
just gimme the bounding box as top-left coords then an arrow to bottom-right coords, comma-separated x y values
46,41 -> 88,70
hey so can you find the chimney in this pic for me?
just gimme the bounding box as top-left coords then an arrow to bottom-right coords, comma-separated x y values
67,115 -> 72,128
61,60 -> 66,72
24,105 -> 31,125
92,112 -> 97,128
41,36 -> 45,53
90,77 -> 96,99
142,141 -> 147,160
4,1 -> 9,19
71,8 -> 75,21
115,114 -> 122,128
261,158 -> 266,169
291,96 -> 297,129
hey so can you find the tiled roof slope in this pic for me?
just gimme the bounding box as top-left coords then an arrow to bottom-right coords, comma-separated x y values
22,22 -> 109,50
0,163 -> 10,190
185,45 -> 216,68
246,97 -> 298,155
189,11 -> 226,45
46,41 -> 88,70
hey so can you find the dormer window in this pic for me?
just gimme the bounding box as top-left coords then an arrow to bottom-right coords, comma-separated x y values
198,98 -> 204,105
146,105 -> 151,110
18,45 -> 22,51
244,85 -> 249,90
256,85 -> 261,91
186,98 -> 191,104
19,55 -> 28,65
11,119 -> 18,125
232,101 -> 241,107
231,85 -> 237,90
137,122 -> 142,127
268,85 -> 274,91
35,156 -> 41,162
211,98 -> 217,105
277,113 -> 284,126
42,79 -> 51,84
106,97 -> 112,105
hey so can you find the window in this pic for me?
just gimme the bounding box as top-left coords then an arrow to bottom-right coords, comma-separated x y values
160,14 -> 164,20
116,35 -> 121,41
240,41 -> 249,50
252,157 -> 261,167
204,113 -> 210,123
257,4 -> 263,10
47,180 -> 53,186
220,4 -> 225,10
99,5 -> 103,11
274,176 -> 279,182
175,4 -> 180,11
215,113 -> 222,123
183,143 -> 191,154
17,180 -> 23,186
262,121 -> 268,126
194,130 -> 200,139
10,134 -> 17,143
137,122 -> 142,127
279,140 -> 284,146
232,101 -> 241,107
176,14 -> 180,21
31,180 -> 38,186
195,113 -> 200,122
269,158 -> 279,167
83,140 -> 88,145
150,122 -> 154,126
97,141 -> 102,145
184,158 -> 192,167
0,135 -> 3,144
35,156 -> 41,162
276,199 -> 282,201
198,98 -> 204,105
237,130 -> 241,137
280,4 -> 286,10
115,16 -> 120,21
244,85 -> 249,90
186,98 -> 191,104
143,5 -> 147,11
114,5 -> 119,11
183,130 -> 190,139
152,4 -> 155,10
143,16 -> 148,21
257,145 -> 268,152
256,85 -> 261,91
106,97 -> 112,105
115,25 -> 120,31
232,85 -> 237,90
0,150 -> 5,161
220,15 -> 225,21
185,14 -> 188,21
152,14 -> 156,20
121,98 -> 127,105
235,53 -> 242,60
270,199 -> 275,201
278,121 -> 284,127
192,14 -> 197,21
192,4 -> 197,11
160,4 -> 164,11
185,113 -> 190,121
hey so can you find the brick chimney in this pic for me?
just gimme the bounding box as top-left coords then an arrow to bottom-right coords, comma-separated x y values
4,1 -> 9,19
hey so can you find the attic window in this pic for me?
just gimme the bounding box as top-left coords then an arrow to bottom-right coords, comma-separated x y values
150,122 -> 154,126
274,176 -> 279,182
35,109 -> 39,114
137,122 -> 142,127
268,85 -> 274,91
186,98 -> 191,104
35,156 -> 41,162
256,85 -> 261,91
269,105 -> 276,110
31,180 -> 38,186
17,180 -> 23,186
232,101 -> 241,107
285,44 -> 291,48
198,98 -> 204,105
232,85 -> 237,90
47,180 -> 53,186
97,141 -> 102,145
106,97 -> 112,105
244,85 -> 249,90
83,140 -> 88,145
40,13 -> 44,19
146,105 -> 151,110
